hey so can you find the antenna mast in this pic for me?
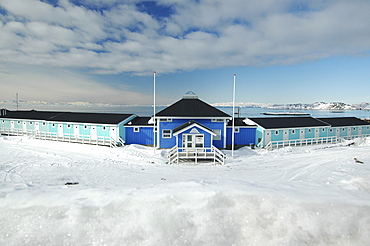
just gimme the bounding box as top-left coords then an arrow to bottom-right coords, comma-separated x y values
16,93 -> 19,110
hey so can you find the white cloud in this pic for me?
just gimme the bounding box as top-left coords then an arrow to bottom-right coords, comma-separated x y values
0,0 -> 369,75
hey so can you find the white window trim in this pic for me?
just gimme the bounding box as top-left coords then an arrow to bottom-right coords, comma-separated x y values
213,129 -> 221,140
212,119 -> 224,122
162,129 -> 172,138
134,127 -> 140,132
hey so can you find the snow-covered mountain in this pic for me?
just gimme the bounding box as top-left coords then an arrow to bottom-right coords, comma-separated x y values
1,100 -> 369,110
215,101 -> 370,110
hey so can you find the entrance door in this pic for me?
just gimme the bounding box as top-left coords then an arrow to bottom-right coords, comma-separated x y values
23,122 -> 27,133
58,124 -> 64,137
182,134 -> 204,151
74,125 -> 79,138
110,127 -> 117,141
34,122 -> 40,133
91,126 -> 97,140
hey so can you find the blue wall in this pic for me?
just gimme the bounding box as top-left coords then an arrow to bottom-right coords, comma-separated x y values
125,126 -> 154,145
158,119 -> 226,148
226,127 -> 256,146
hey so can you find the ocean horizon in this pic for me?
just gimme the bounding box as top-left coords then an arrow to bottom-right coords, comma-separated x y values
2,104 -> 369,119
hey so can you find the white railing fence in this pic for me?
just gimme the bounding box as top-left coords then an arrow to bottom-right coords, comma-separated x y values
168,145 -> 226,165
0,127 -> 122,147
264,135 -> 370,150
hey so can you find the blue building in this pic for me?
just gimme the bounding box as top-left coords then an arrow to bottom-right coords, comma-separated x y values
226,118 -> 256,149
125,92 -> 231,163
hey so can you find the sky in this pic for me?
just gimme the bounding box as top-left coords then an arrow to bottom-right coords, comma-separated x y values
0,0 -> 369,105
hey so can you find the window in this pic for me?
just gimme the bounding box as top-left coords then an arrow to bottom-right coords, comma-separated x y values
353,127 -> 356,131
291,129 -> 296,134
308,129 -> 312,133
213,129 -> 221,140
195,135 -> 204,148
134,127 -> 140,132
102,126 -> 106,131
1,120 -> 4,123
162,129 -> 172,138
42,122 -> 46,126
67,124 -> 71,129
342,128 -> 345,132
234,127 -> 240,133
329,129 -> 333,133
17,121 -> 21,124
322,128 -> 325,132
29,122 -> 33,125
275,131 -> 279,135
52,123 -> 55,127
84,125 -> 88,130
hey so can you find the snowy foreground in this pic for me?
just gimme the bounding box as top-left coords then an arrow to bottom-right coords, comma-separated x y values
1,136 -> 370,246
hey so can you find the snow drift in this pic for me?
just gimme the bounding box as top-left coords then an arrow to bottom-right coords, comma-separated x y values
1,136 -> 370,245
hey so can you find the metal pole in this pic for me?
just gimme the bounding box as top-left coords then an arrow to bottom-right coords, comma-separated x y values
16,93 -> 19,110
153,71 -> 156,154
232,74 -> 236,157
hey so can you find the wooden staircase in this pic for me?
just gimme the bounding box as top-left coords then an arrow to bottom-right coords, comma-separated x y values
168,145 -> 226,164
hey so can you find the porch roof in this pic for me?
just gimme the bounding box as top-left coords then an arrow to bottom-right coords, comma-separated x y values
173,120 -> 216,136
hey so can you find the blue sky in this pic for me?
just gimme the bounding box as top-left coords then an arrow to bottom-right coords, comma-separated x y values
0,0 -> 369,105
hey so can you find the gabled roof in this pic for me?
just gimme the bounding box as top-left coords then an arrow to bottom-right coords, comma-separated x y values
156,98 -> 230,118
173,120 -> 216,136
248,117 -> 330,129
0,109 -> 134,125
227,118 -> 256,127
317,117 -> 370,127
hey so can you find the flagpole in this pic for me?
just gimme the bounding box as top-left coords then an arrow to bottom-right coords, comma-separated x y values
232,74 -> 236,157
153,71 -> 156,154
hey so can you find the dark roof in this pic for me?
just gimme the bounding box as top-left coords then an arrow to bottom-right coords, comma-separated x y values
0,109 -> 134,124
126,117 -> 152,126
317,117 -> 370,127
0,110 -> 64,120
173,120 -> 214,135
50,112 -> 133,124
248,117 -> 330,129
156,98 -> 230,118
227,118 -> 256,127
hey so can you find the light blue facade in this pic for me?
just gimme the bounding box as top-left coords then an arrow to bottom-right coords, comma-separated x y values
0,111 -> 135,146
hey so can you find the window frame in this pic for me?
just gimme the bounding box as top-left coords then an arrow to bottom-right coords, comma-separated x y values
162,129 -> 172,138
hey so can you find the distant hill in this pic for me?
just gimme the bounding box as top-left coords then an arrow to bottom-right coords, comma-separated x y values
1,100 -> 369,111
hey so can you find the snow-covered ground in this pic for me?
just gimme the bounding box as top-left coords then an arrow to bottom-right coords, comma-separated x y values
1,136 -> 370,245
